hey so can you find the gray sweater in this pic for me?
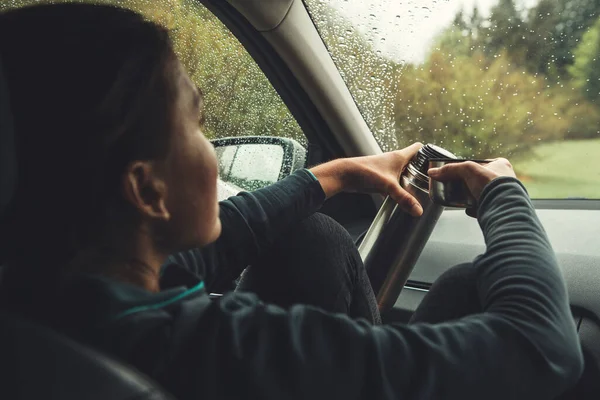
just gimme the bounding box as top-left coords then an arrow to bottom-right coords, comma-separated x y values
18,170 -> 583,400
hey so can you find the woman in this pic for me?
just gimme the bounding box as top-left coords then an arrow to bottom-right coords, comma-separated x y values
0,4 -> 582,400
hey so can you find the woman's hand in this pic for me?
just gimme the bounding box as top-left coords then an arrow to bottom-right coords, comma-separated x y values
309,143 -> 424,217
428,158 -> 518,217
428,158 -> 517,201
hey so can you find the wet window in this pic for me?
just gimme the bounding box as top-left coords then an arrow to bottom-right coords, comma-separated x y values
305,0 -> 600,199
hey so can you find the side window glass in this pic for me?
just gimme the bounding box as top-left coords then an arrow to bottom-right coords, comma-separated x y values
162,2 -> 306,146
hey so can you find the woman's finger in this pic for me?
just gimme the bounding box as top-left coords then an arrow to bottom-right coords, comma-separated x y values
428,161 -> 481,182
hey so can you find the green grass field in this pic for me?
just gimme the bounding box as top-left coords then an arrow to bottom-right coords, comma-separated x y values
512,139 -> 600,199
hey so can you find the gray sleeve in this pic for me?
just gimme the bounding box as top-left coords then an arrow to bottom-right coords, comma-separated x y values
184,177 -> 583,400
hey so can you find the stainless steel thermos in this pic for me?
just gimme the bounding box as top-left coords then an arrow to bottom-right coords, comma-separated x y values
358,144 -> 457,312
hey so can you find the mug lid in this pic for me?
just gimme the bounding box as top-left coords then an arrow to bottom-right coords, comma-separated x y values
413,144 -> 457,174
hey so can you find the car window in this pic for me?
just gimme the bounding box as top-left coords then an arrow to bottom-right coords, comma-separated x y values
3,0 -> 306,189
305,0 -> 600,199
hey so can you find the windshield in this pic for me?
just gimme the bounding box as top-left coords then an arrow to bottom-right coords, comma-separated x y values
305,0 -> 600,199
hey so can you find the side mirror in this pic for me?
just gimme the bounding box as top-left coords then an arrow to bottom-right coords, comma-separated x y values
211,136 -> 306,193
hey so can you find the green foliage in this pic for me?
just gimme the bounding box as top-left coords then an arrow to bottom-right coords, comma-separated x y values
532,0 -> 600,78
162,1 -> 304,144
450,0 -> 600,80
451,0 -> 600,142
392,48 -> 597,158
480,0 -> 528,63
569,16 -> 600,104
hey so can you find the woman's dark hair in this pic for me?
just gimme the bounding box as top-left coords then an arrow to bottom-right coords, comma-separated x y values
0,4 -> 178,280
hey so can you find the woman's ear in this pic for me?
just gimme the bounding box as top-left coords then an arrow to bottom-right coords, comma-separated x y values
122,161 -> 170,221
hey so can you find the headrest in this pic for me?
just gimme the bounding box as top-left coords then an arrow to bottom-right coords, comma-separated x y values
0,54 -> 17,217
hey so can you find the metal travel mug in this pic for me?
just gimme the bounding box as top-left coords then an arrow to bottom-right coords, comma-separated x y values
358,144 -> 457,312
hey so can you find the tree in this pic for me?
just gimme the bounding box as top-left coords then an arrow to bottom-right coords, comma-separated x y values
392,47 -> 596,158
544,0 -> 600,78
569,16 -> 600,103
450,0 -> 600,80
479,0 -> 528,64
500,0 -> 600,79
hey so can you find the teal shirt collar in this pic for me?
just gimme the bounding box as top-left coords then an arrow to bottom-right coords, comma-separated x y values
56,263 -> 206,325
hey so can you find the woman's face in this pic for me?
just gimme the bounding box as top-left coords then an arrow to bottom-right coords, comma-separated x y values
162,60 -> 221,250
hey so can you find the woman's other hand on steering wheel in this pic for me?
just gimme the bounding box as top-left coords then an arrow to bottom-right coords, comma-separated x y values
310,143 -> 424,217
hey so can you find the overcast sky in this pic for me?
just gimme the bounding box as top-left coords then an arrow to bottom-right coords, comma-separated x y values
320,0 -> 541,63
